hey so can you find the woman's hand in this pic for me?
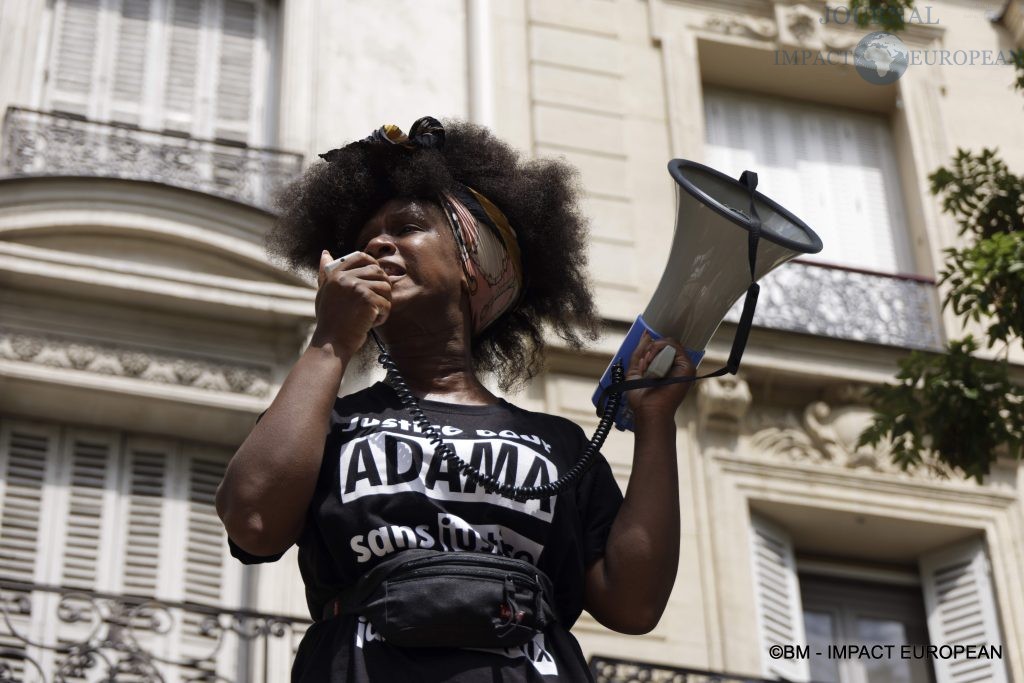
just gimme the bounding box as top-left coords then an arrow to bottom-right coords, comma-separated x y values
310,250 -> 392,359
625,331 -> 696,424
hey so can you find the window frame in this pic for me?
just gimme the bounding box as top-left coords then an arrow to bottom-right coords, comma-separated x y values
37,0 -> 278,147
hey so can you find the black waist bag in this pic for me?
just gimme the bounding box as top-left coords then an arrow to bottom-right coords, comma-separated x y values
323,549 -> 557,648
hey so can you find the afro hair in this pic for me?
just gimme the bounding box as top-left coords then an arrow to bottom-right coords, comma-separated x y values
267,118 -> 600,391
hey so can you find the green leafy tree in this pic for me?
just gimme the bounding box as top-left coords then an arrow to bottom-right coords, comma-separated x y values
848,1 -> 1024,480
845,0 -> 926,31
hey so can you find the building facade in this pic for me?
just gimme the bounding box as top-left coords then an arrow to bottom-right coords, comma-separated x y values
0,0 -> 1022,681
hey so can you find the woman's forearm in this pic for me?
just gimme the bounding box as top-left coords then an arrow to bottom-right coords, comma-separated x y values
586,411 -> 680,633
215,342 -> 349,556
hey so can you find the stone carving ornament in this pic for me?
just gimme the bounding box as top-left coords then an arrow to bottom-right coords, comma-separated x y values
701,3 -> 861,52
0,329 -> 271,398
697,375 -> 753,430
749,387 -> 952,481
703,14 -> 779,41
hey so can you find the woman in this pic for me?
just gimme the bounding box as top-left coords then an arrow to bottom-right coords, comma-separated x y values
215,117 -> 694,682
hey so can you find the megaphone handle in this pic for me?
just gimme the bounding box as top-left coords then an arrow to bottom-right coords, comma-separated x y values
643,346 -> 677,379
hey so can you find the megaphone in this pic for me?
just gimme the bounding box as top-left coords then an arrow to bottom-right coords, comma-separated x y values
593,159 -> 823,430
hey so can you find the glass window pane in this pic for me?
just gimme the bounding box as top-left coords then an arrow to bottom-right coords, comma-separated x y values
800,573 -> 937,683
857,617 -> 933,683
804,610 -> 840,683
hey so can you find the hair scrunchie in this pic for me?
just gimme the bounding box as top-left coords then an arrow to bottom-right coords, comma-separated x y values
319,116 -> 445,161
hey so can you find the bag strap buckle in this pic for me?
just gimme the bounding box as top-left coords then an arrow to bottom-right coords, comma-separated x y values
494,574 -> 526,634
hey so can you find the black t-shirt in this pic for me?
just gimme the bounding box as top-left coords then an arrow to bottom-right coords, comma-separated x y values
228,381 -> 624,682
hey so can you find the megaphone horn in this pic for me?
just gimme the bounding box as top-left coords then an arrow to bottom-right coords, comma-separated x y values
593,159 -> 823,431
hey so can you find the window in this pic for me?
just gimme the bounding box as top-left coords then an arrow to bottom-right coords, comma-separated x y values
801,575 -> 934,683
749,514 -> 1009,683
704,88 -> 913,274
44,0 -> 275,145
0,416 -> 242,680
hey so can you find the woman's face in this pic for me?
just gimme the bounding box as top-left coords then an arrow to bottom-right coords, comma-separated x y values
353,197 -> 466,319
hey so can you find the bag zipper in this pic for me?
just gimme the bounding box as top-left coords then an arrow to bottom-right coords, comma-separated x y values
395,553 -> 536,574
388,565 -> 537,584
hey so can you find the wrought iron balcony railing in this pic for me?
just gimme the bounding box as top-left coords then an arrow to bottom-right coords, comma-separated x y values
1,579 -> 795,683
0,579 -> 310,682
0,107 -> 303,212
725,259 -> 944,351
590,655 -> 781,682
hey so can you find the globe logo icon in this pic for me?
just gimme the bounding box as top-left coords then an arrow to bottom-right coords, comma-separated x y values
854,32 -> 909,84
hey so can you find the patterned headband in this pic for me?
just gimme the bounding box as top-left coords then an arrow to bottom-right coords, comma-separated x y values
319,116 -> 524,334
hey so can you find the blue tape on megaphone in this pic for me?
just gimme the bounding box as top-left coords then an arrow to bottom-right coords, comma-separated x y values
592,315 -> 705,432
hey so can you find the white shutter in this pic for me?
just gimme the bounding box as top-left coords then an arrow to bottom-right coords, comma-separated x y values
47,0 -> 164,124
108,0 -> 156,125
0,419 -> 243,680
162,0 -> 205,134
58,430 -> 121,592
920,540 -> 1009,683
184,448 -> 228,604
178,444 -> 238,676
749,513 -> 810,682
212,0 -> 259,142
46,0 -> 272,143
0,422 -> 58,583
115,437 -> 181,670
46,0 -> 104,116
703,88 -> 913,274
0,420 -> 61,680
121,439 -> 172,597
162,0 -> 271,143
45,429 -> 122,672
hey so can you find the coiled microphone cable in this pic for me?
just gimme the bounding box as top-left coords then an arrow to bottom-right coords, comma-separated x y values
370,330 -> 624,502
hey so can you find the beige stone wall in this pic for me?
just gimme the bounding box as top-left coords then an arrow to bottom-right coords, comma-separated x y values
278,0 -> 470,162
486,0 -> 1024,680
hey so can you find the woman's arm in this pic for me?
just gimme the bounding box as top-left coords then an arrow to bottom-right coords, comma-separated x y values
215,345 -> 347,556
215,251 -> 391,557
583,333 -> 693,634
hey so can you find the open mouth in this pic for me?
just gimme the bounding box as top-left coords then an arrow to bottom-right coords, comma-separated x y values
380,262 -> 406,280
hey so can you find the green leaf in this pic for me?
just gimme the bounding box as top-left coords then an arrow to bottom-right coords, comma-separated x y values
847,0 -> 917,32
858,336 -> 1023,480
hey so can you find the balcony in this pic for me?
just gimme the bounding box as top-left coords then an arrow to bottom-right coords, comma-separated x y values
0,108 -> 303,212
1,580 -> 790,682
0,579 -> 310,682
725,260 -> 945,351
590,655 -> 779,682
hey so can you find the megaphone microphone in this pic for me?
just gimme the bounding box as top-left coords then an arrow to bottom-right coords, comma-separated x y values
594,159 -> 823,430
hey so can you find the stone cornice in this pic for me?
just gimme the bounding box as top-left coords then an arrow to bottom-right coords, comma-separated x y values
0,241 -> 313,324
715,452 -> 1017,507
0,175 -> 280,248
0,329 -> 272,398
